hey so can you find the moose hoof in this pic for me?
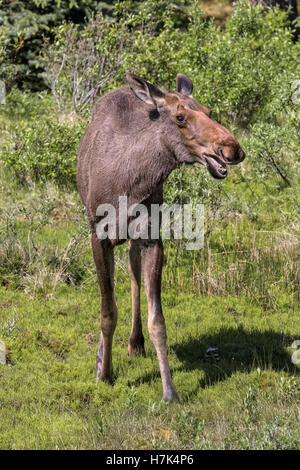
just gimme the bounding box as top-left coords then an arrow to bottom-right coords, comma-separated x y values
96,371 -> 114,385
163,389 -> 180,403
96,355 -> 113,384
128,336 -> 146,357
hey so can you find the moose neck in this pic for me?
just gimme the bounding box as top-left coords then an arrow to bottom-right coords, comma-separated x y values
114,118 -> 181,205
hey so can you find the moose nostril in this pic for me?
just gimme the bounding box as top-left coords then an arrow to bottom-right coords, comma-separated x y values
218,146 -> 245,163
237,146 -> 246,162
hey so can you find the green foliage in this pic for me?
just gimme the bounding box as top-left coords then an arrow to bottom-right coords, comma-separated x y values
0,87 -> 53,120
41,0 -> 192,113
0,0 -> 299,450
0,284 -> 299,449
46,0 -> 298,129
3,119 -> 80,187
0,98 -> 82,188
0,168 -> 91,291
119,0 -> 192,89
246,118 -> 300,185
41,0 -> 300,184
0,0 -> 113,90
186,3 -> 297,126
42,13 -> 129,113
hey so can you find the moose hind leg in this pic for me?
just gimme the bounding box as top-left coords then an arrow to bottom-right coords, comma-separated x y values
91,234 -> 117,384
141,240 -> 179,402
128,240 -> 145,357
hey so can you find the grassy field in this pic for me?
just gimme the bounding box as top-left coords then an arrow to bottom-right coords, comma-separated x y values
0,284 -> 299,449
0,99 -> 299,449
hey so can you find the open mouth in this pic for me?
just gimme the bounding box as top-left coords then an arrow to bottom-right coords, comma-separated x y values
204,154 -> 228,179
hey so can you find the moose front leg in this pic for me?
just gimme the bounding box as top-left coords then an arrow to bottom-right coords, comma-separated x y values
141,240 -> 179,402
128,240 -> 145,357
91,234 -> 117,384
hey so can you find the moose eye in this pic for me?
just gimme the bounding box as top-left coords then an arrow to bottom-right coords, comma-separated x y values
176,115 -> 185,123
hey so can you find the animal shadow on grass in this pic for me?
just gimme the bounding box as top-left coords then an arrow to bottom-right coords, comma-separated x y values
127,326 -> 299,397
173,326 -> 299,386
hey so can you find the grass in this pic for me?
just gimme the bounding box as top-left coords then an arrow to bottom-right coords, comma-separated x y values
0,94 -> 299,449
0,283 -> 299,449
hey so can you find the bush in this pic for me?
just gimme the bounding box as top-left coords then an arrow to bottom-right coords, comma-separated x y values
0,0 -> 114,90
44,1 -> 300,124
0,186 -> 91,292
0,87 -> 54,121
180,2 -> 300,127
245,119 -> 300,186
43,12 -> 129,114
42,0 -> 192,114
1,110 -> 83,188
2,0 -> 300,190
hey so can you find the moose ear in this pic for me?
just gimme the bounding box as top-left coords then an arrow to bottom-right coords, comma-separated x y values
126,73 -> 165,107
176,73 -> 193,97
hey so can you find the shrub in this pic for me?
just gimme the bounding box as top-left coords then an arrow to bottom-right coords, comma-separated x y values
1,111 -> 83,188
2,0 -> 300,191
180,1 -> 299,127
42,13 -> 129,114
42,0 -> 190,114
43,1 -> 300,125
0,87 -> 54,121
0,188 -> 91,292
245,119 -> 300,186
0,0 -> 114,90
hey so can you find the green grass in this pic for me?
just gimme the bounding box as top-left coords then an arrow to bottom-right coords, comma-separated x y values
0,282 -> 299,449
0,95 -> 299,450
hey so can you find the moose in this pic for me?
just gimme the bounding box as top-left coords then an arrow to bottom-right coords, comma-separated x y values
77,73 -> 245,402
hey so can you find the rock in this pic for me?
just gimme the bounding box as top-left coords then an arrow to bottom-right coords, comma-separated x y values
204,347 -> 220,362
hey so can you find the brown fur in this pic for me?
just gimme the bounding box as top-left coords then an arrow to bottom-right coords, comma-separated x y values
77,73 -> 245,401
